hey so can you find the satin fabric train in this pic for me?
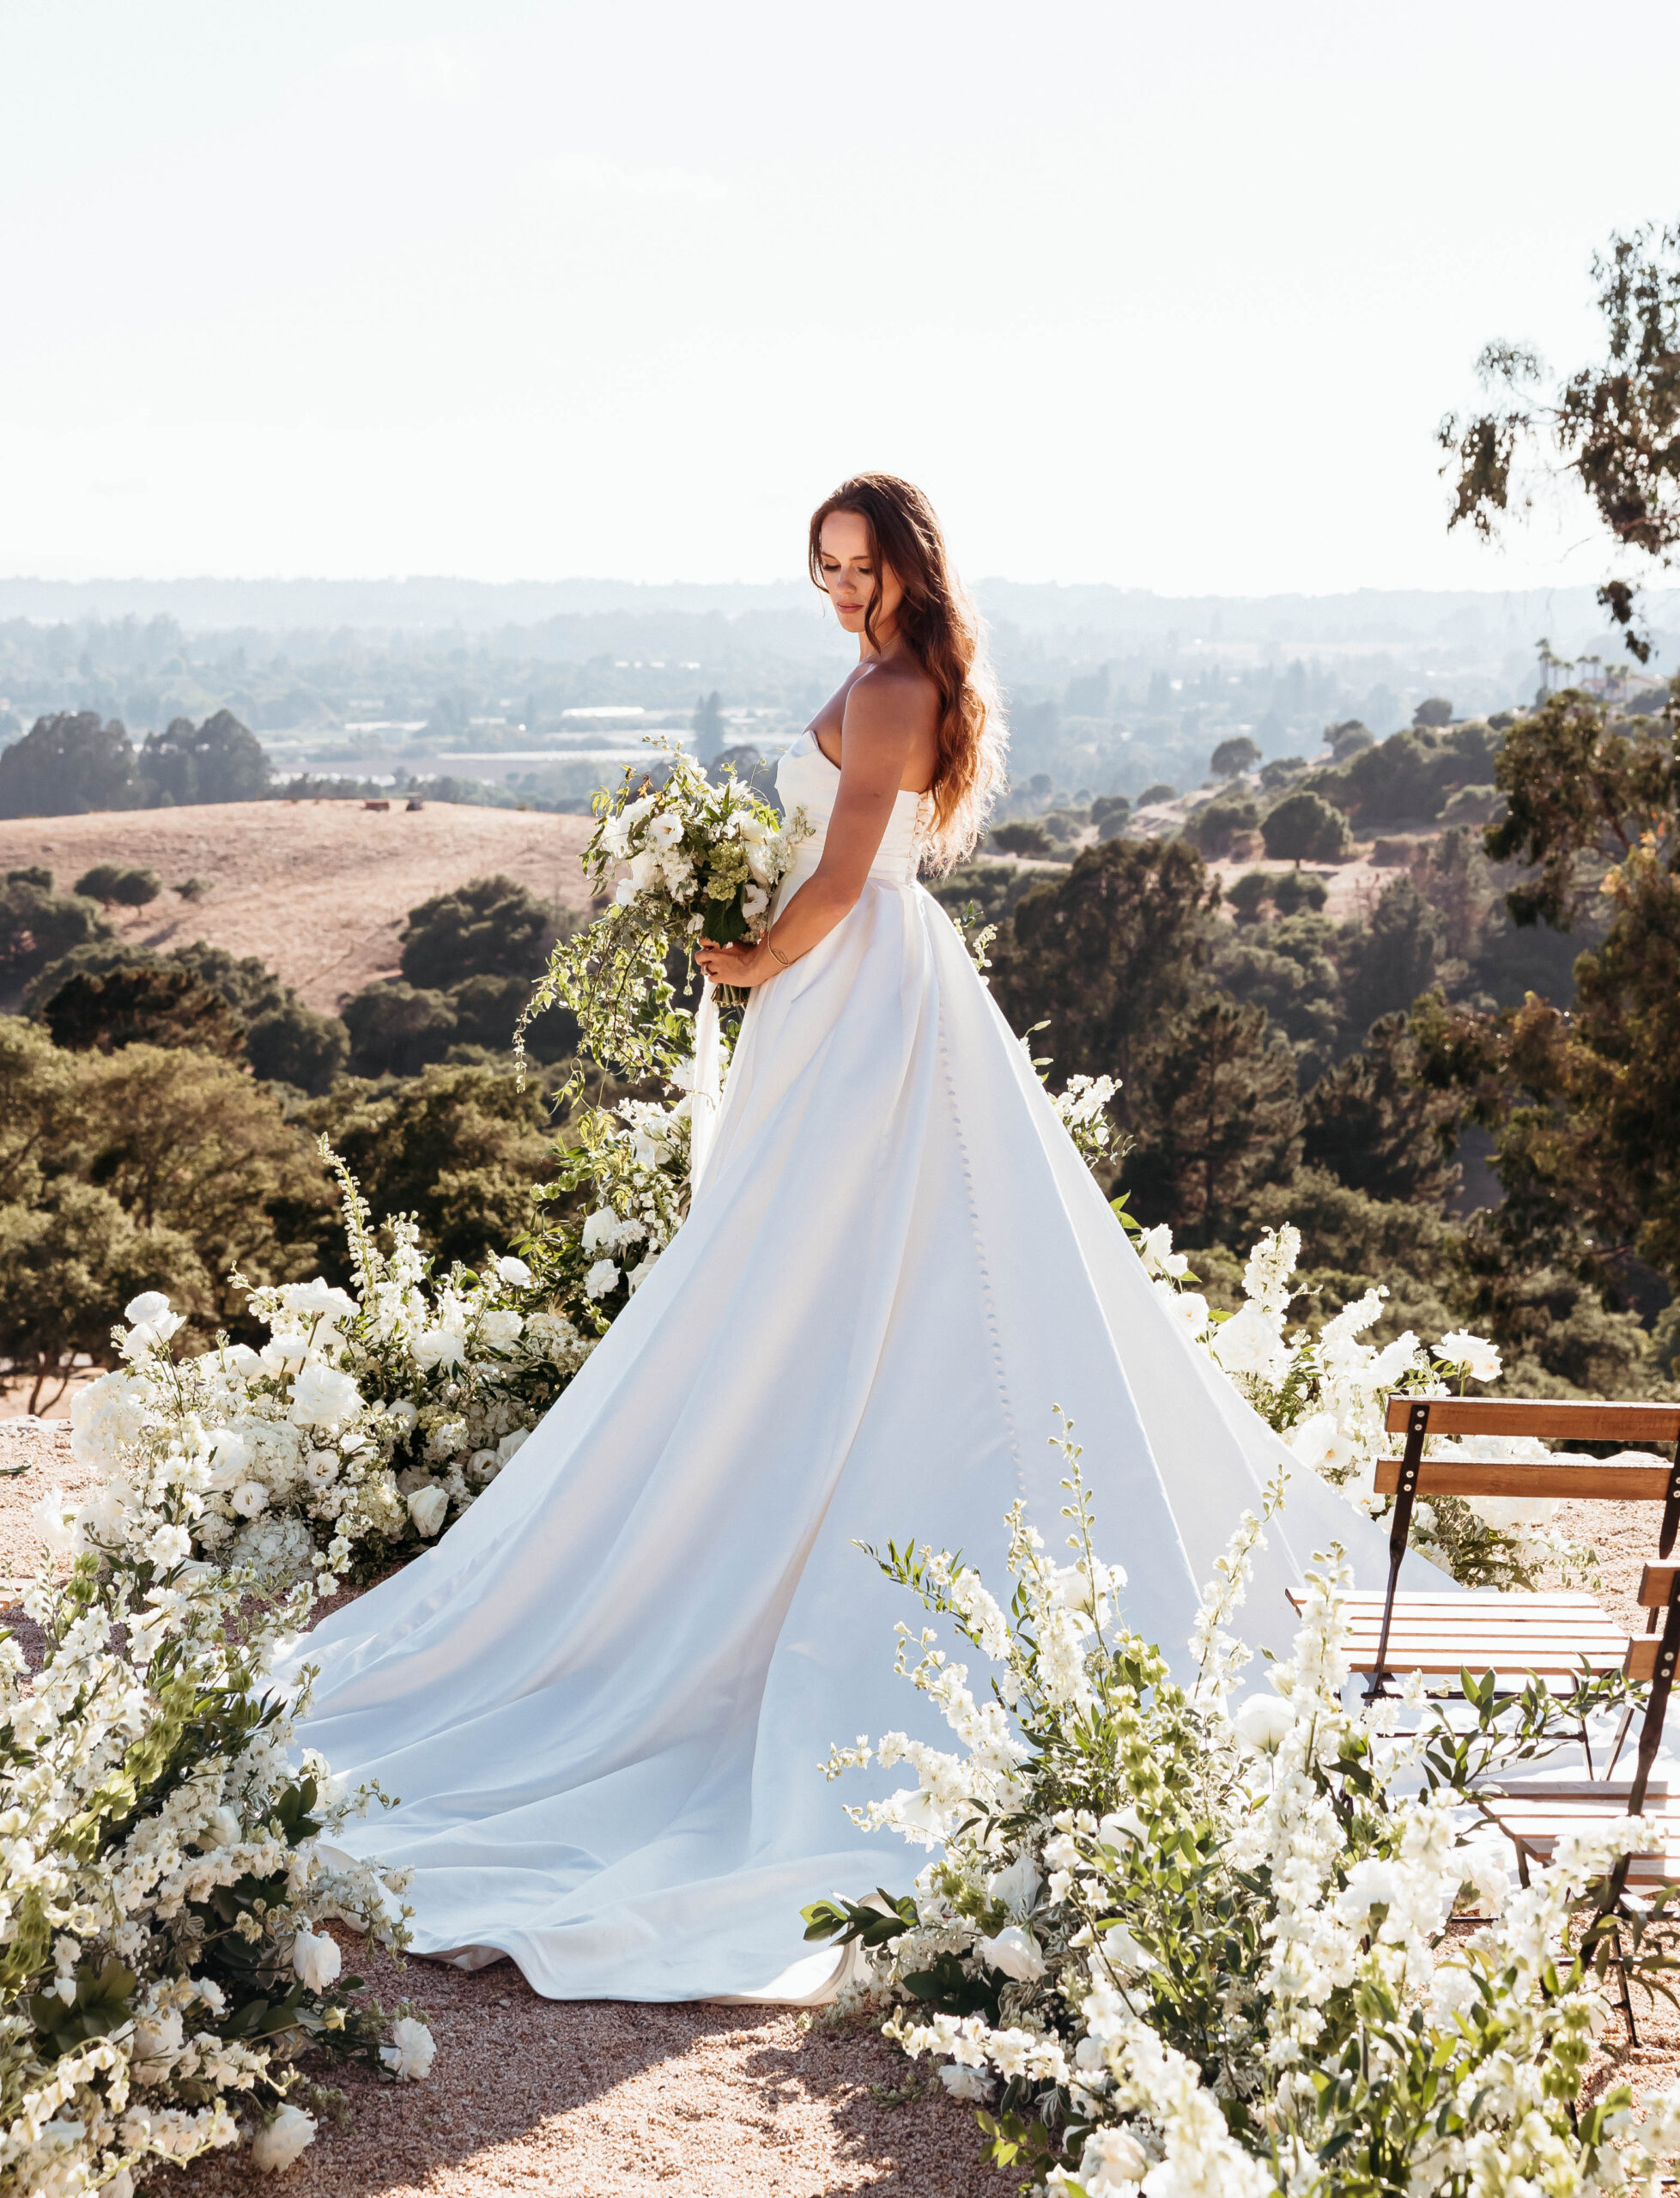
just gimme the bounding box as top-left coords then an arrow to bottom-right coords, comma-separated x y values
285,732 -> 1427,2001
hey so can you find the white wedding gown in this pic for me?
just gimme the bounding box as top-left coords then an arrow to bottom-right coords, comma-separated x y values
290,732 -> 1413,2001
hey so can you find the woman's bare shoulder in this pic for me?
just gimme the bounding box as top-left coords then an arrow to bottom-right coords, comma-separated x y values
844,655 -> 940,733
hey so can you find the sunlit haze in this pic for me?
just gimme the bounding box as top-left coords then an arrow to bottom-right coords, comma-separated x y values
7,1 -> 1679,596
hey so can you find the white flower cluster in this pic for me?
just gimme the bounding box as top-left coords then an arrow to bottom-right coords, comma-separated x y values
1136,1219 -> 1577,1591
816,1435 -> 1677,2197
0,1538 -> 430,2193
1049,1074 -> 1121,1172
59,1193 -> 595,1595
593,742 -> 809,943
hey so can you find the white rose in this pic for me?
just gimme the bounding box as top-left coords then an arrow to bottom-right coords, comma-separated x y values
1138,1223 -> 1187,1279
1097,1806 -> 1146,1847
288,1361 -> 361,1429
230,1480 -> 270,1520
33,1486 -> 77,1555
940,2062 -> 992,2100
252,2103 -> 317,2173
581,1209 -> 619,1254
497,1427 -> 531,1466
986,1852 -> 1042,1918
413,1327 -> 466,1371
1434,1329 -> 1503,1384
976,1924 -> 1046,1982
131,2005 -> 185,2074
1102,1920 -> 1156,1972
1233,1692 -> 1294,1755
143,1522 -> 192,1570
476,1308 -> 523,1351
493,1254 -> 533,1287
380,2015 -> 436,2080
291,1928 -> 343,1993
585,1258 -> 621,1299
737,812 -> 770,843
124,1290 -> 171,1326
1209,1300 -> 1285,1380
280,1279 -> 356,1327
1079,2127 -> 1149,2195
197,1806 -> 242,1849
407,1485 -> 449,1538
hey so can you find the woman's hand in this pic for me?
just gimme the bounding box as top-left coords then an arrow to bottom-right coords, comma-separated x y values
695,938 -> 778,988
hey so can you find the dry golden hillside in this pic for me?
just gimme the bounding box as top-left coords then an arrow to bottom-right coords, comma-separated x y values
0,799 -> 595,1010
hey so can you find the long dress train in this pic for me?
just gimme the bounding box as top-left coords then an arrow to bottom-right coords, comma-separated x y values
288,732 -> 1412,2001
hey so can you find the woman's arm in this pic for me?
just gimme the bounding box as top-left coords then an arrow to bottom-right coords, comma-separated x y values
696,671 -> 935,988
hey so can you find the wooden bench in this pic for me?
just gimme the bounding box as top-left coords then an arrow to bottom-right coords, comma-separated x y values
1359,1395 -> 1680,1715
1474,1562 -> 1680,2038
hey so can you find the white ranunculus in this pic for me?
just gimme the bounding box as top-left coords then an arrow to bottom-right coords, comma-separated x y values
1434,1328 -> 1503,1384
252,2103 -> 317,2173
292,1928 -> 342,1992
493,1254 -> 533,1287
288,1360 -> 361,1428
230,1480 -> 270,1520
124,1290 -> 171,1327
977,1924 -> 1046,1982
304,1448 -> 340,1487
1233,1692 -> 1294,1755
380,2015 -> 436,2080
585,1258 -> 621,1299
407,1485 -> 449,1538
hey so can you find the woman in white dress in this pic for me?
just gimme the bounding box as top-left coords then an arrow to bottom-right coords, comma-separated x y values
291,475 -> 1395,2002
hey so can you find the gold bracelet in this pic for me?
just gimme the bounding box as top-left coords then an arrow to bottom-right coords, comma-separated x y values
766,940 -> 791,968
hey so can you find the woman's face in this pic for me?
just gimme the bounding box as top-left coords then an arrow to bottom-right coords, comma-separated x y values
817,509 -> 902,643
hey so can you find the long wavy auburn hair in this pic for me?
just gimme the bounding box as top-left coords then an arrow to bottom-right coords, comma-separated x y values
807,473 -> 1006,871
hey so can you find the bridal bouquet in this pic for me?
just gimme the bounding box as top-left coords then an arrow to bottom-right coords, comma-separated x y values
589,738 -> 809,950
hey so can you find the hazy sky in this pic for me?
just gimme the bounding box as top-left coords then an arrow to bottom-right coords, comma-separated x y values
6,2 -> 1678,596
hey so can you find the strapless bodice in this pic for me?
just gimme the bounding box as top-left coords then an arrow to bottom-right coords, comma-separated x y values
773,729 -> 927,890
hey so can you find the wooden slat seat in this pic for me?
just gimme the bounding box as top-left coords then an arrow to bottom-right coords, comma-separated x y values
1301,1588 -> 1630,1683
1475,1787 -> 1680,1886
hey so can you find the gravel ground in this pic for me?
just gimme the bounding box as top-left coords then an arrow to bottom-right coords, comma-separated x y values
6,1415 -> 1680,2178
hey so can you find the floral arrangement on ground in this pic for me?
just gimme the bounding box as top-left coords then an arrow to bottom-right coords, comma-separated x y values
0,1533 -> 434,2195
804,1424 -> 1677,2196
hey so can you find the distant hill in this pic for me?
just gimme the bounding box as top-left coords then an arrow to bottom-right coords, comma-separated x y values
0,800 -> 593,1012
3,574 -> 1675,654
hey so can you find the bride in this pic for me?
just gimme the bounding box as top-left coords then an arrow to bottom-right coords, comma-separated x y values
292,473 -> 1396,2002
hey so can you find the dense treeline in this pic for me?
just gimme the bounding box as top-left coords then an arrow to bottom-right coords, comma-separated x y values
3,684 -> 1679,1410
